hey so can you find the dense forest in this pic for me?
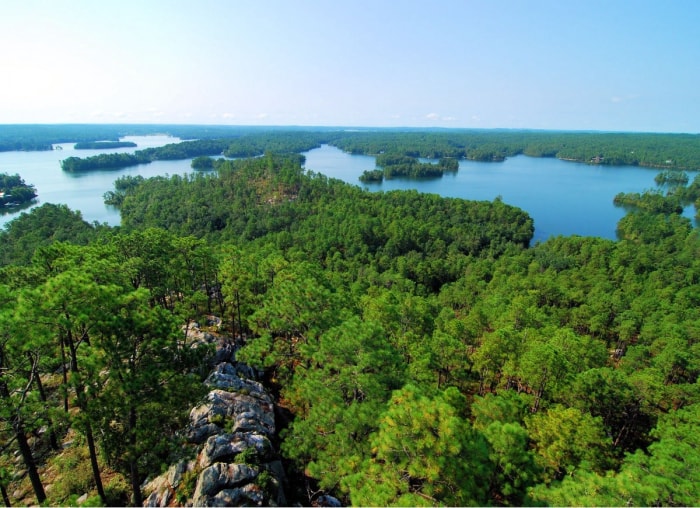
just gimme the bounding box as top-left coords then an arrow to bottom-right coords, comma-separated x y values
73,141 -> 137,150
0,124 -> 287,152
50,126 -> 700,174
0,128 -> 699,507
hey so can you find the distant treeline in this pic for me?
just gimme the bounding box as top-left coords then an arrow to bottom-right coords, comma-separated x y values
0,124 -> 307,152
330,130 -> 700,169
61,139 -> 236,172
61,132 -> 327,171
74,141 -> 137,149
53,128 -> 700,174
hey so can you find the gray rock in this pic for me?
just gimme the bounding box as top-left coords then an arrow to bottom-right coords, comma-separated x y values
198,432 -> 273,469
187,389 -> 275,444
143,459 -> 196,507
204,362 -> 267,397
191,463 -> 258,505
265,460 -> 289,506
208,484 -> 265,506
313,494 -> 342,507
143,318 -> 288,506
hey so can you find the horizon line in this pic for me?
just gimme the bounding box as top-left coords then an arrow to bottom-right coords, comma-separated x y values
0,122 -> 698,136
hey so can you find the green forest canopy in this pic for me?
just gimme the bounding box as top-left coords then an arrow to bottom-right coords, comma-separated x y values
0,131 -> 699,506
16,123 -> 696,171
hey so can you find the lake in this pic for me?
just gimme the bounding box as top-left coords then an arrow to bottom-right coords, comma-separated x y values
303,144 -> 694,243
0,138 -> 690,243
0,135 -> 193,227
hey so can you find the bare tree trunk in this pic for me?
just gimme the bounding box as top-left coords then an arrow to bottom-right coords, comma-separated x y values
128,406 -> 143,506
65,326 -> 107,504
27,352 -> 60,450
59,334 -> 69,412
0,368 -> 44,504
13,418 -> 46,504
1,482 -> 11,507
84,411 -> 107,503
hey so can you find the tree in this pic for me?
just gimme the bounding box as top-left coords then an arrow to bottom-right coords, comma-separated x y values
90,287 -> 206,505
0,285 -> 47,504
563,367 -> 654,458
530,404 -> 700,506
241,260 -> 349,384
525,405 -> 611,482
619,403 -> 700,506
281,317 -> 404,496
481,421 -> 540,505
345,384 -> 491,506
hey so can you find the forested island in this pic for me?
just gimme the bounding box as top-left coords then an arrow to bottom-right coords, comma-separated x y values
360,153 -> 460,181
49,126 -> 700,174
0,127 -> 699,507
0,173 -> 37,209
74,141 -> 137,150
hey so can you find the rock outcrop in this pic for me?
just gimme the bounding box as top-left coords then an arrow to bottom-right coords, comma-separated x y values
143,320 -> 287,507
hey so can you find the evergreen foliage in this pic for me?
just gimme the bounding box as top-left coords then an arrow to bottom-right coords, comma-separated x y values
0,129 -> 698,506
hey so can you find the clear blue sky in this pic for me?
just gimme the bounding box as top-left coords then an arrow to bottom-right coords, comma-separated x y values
2,0 -> 699,132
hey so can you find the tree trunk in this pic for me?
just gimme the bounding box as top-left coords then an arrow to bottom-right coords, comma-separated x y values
13,419 -> 46,504
1,482 -> 11,507
236,291 -> 243,337
531,372 -> 548,414
27,352 -> 60,450
84,420 -> 107,504
59,334 -> 69,412
128,406 -> 143,506
65,326 -> 107,504
0,372 -> 44,505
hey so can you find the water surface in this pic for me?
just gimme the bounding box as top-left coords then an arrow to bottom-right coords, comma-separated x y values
0,135 -> 191,227
303,144 -> 691,243
0,139 -> 692,243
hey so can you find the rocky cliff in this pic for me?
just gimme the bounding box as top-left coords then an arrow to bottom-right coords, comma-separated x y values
143,320 -> 287,507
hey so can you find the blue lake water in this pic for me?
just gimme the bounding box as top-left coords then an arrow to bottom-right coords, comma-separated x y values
0,135 -> 193,227
303,144 -> 694,244
0,138 -> 692,243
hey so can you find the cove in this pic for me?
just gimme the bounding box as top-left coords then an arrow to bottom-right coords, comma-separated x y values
303,144 -> 693,244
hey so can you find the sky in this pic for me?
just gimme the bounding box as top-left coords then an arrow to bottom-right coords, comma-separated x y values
1,0 -> 699,132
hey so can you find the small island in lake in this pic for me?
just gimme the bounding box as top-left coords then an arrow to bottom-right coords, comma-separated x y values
73,141 -> 138,150
360,153 -> 460,182
0,173 -> 37,209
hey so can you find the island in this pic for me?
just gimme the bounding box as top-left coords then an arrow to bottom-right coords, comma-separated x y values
190,155 -> 216,170
73,141 -> 137,150
61,153 -> 150,172
0,172 -> 37,208
360,153 -> 460,182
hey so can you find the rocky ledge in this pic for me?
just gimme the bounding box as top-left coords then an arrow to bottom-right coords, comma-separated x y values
143,320 -> 287,507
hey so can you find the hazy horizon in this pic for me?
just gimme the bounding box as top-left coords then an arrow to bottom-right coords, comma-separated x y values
2,0 -> 699,133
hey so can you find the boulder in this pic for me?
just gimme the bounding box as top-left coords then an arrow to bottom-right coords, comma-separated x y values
191,463 -> 258,506
204,362 -> 267,397
143,459 -> 195,507
197,432 -> 273,469
206,484 -> 265,507
187,389 -> 275,444
314,494 -> 343,507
